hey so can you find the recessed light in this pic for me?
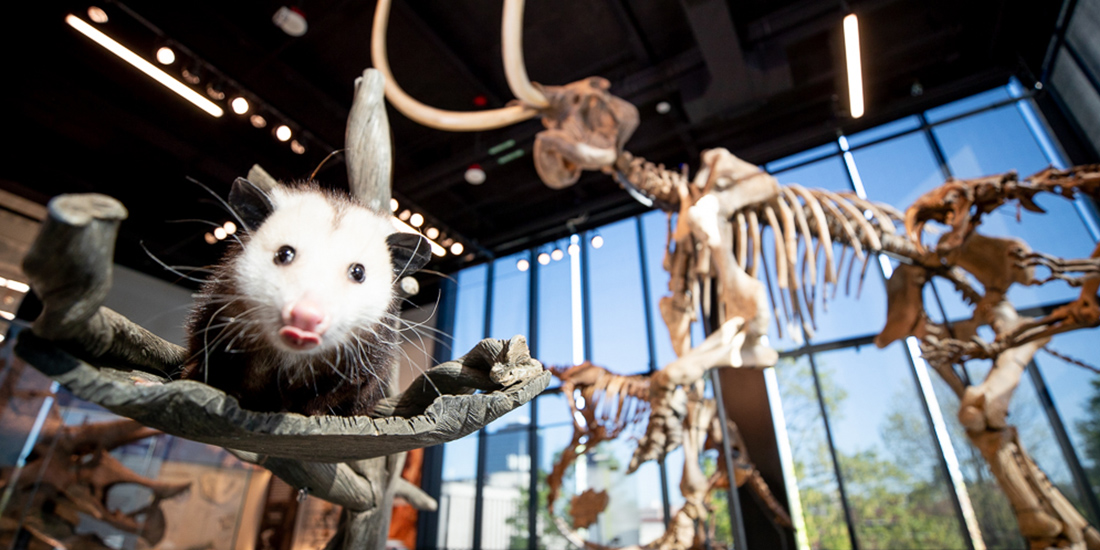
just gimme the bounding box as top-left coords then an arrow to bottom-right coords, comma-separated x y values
155,46 -> 175,65
230,97 -> 250,114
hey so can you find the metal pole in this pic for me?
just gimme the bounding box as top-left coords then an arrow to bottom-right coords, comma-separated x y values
699,284 -> 748,550
527,249 -> 541,550
806,351 -> 862,550
472,261 -> 495,550
1027,359 -> 1100,524
636,216 -> 674,527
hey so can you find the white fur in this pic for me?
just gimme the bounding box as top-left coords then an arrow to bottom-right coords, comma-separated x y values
233,186 -> 396,360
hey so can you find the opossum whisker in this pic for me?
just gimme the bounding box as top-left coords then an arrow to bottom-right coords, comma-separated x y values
186,176 -> 255,237
140,241 -> 211,284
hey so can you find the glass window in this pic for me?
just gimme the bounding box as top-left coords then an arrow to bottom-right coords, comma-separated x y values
931,104 -> 1095,309
924,87 -> 1012,123
438,433 -> 479,549
588,220 -> 650,375
491,251 -> 530,342
811,344 -> 969,549
482,404 -> 532,550
639,210 -> 678,369
537,249 -> 574,388
766,142 -> 841,173
846,115 -> 922,149
1036,329 -> 1100,502
774,355 -> 852,549
850,131 -> 973,321
452,264 -> 488,360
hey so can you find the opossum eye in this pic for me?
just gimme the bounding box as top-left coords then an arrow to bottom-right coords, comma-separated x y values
274,245 -> 296,265
348,263 -> 366,283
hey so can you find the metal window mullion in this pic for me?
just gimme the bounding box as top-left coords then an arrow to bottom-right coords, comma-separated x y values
527,249 -> 540,550
419,276 -> 456,550
1040,0 -> 1080,84
806,351 -> 861,550
472,261 -> 495,550
1027,358 -> 1100,525
635,216 -> 674,527
695,283 -> 748,550
581,232 -> 594,361
918,112 -> 954,180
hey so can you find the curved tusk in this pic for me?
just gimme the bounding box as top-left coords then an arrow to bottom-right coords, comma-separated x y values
371,0 -> 541,131
502,0 -> 550,108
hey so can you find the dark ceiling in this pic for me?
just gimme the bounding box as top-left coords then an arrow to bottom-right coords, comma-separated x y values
4,0 -> 1062,304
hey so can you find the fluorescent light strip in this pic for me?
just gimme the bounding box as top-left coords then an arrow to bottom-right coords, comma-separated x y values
65,15 -> 224,118
390,218 -> 447,257
0,278 -> 29,293
843,13 -> 864,119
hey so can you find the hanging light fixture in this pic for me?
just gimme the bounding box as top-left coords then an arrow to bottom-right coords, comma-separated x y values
591,234 -> 604,249
517,258 -> 530,272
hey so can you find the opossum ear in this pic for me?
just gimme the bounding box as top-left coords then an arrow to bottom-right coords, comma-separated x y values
387,233 -> 432,277
229,178 -> 274,231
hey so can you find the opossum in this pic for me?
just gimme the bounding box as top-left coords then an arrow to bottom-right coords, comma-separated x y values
180,178 -> 431,416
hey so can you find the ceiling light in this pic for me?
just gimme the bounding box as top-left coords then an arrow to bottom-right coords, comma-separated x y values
204,232 -> 217,245
591,235 -> 604,249
398,209 -> 411,221
425,227 -> 440,239
517,258 -> 530,272
656,101 -> 671,114
87,6 -> 108,23
273,6 -> 308,37
390,218 -> 446,257
568,243 -> 580,256
230,97 -> 250,114
214,227 -> 227,240
538,252 -> 551,265
290,140 -> 306,154
275,125 -> 292,141
250,114 -> 267,128
551,248 -> 564,261
465,164 -> 486,185
155,46 -> 175,65
441,238 -> 454,247
65,15 -> 223,117
843,13 -> 864,119
450,242 -> 464,255
223,221 -> 237,234
0,278 -> 30,293
409,213 -> 424,227
390,198 -> 399,212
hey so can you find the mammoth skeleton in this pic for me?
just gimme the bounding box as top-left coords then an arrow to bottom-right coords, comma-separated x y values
372,0 -> 1100,547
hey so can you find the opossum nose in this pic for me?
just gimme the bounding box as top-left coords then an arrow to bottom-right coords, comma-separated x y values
283,300 -> 328,334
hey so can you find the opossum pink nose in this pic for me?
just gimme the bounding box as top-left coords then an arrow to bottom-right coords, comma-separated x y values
284,301 -> 328,334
